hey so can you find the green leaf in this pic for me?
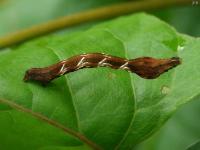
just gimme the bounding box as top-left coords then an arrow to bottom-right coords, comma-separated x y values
134,94 -> 200,150
38,145 -> 91,150
0,13 -> 200,150
152,6 -> 200,37
187,140 -> 200,150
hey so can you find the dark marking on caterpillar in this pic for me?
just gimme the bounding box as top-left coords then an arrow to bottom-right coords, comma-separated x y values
23,53 -> 181,84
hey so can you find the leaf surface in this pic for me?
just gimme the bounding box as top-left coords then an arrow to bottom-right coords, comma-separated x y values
0,13 -> 200,150
187,140 -> 200,150
135,93 -> 200,150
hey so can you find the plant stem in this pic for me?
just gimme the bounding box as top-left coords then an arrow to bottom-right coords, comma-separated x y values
0,0 -> 191,48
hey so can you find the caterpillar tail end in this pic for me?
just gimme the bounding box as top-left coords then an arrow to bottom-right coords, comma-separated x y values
130,56 -> 181,79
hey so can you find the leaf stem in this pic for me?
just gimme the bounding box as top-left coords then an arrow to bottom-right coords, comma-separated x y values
0,0 -> 191,49
0,98 -> 102,150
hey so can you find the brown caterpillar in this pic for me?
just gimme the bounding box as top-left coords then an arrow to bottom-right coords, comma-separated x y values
24,53 -> 181,84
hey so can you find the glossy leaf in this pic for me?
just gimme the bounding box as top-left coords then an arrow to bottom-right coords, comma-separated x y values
187,140 -> 200,150
134,94 -> 200,150
0,13 -> 200,150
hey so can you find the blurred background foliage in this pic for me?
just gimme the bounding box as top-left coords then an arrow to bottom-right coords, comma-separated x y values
0,0 -> 200,150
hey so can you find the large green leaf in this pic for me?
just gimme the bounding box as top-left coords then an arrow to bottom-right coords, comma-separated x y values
134,94 -> 200,150
187,140 -> 200,150
0,13 -> 200,150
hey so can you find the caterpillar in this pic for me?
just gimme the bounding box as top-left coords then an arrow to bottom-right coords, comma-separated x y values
24,53 -> 181,84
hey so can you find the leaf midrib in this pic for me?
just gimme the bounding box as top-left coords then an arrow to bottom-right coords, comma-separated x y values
46,46 -> 81,131
102,29 -> 138,149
